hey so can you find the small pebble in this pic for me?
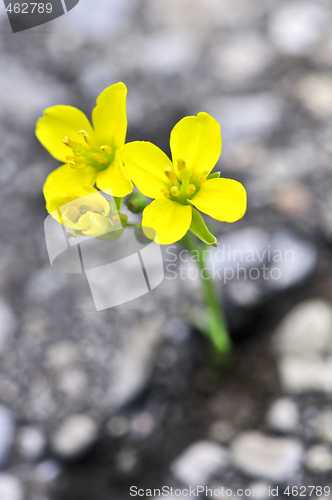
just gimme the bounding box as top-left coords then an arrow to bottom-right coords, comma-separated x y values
304,445 -> 332,473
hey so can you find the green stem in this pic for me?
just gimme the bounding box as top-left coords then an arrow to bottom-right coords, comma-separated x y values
114,197 -> 123,211
126,223 -> 142,227
181,232 -> 231,365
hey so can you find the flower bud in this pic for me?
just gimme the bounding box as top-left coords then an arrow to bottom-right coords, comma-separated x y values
119,213 -> 128,226
125,192 -> 147,214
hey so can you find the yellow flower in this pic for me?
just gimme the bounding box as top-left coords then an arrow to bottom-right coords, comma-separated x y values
120,112 -> 247,245
36,82 -> 133,197
45,180 -> 119,237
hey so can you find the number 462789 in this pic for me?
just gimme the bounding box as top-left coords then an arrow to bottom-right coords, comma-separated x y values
6,3 -> 53,13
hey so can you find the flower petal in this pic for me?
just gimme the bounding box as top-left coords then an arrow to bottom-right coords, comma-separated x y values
170,112 -> 221,183
79,213 -> 113,237
121,141 -> 173,198
92,82 -> 127,151
142,198 -> 192,245
36,106 -> 98,163
43,163 -> 97,213
67,186 -> 110,215
189,178 -> 247,222
96,150 -> 133,197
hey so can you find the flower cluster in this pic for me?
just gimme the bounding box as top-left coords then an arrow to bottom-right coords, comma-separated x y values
37,82 -> 247,245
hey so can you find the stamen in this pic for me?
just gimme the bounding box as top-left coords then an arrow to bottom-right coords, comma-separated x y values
66,155 -> 77,161
79,204 -> 92,214
177,159 -> 186,171
160,188 -> 170,199
100,145 -> 112,155
65,207 -> 80,222
179,168 -> 191,181
63,136 -> 81,149
164,167 -> 178,184
70,159 -> 86,169
170,186 -> 181,197
78,130 -> 92,146
91,154 -> 108,165
186,184 -> 196,195
200,170 -> 210,183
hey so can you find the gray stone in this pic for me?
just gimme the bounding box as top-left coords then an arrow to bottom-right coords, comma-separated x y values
56,368 -> 88,398
0,474 -> 23,500
44,341 -> 78,369
231,432 -> 303,481
25,267 -> 67,302
106,416 -> 129,438
0,299 -> 17,353
171,441 -> 229,487
278,356 -> 332,393
17,426 -> 45,461
51,415 -> 98,459
141,31 -> 198,74
0,58 -> 68,127
213,227 -> 270,271
298,75 -> 332,120
130,412 -> 155,439
304,445 -> 332,473
34,460 -> 61,483
228,280 -> 264,307
107,319 -> 163,408
0,405 -> 14,468
274,300 -> 332,356
266,398 -> 299,433
80,63 -> 118,98
115,448 -> 138,475
319,190 -> 332,240
318,409 -> 332,444
267,232 -> 317,291
65,0 -> 134,40
268,2 -> 330,55
205,94 -> 283,141
248,482 -> 271,500
213,33 -> 274,84
208,420 -> 236,444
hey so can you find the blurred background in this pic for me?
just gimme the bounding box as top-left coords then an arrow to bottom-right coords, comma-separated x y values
1,0 -> 332,498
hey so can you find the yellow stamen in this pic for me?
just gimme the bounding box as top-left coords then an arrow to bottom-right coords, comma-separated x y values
70,159 -> 86,169
160,188 -> 170,199
63,136 -> 81,149
65,207 -> 80,222
200,170 -> 210,183
170,186 -> 181,197
78,130 -> 92,146
179,168 -> 191,181
186,184 -> 196,195
100,145 -> 112,155
164,167 -> 178,184
91,154 -> 108,165
66,155 -> 77,161
177,159 -> 186,171
79,205 -> 93,215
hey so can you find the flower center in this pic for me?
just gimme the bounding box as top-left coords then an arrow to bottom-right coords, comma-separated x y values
161,159 -> 208,203
63,130 -> 114,171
